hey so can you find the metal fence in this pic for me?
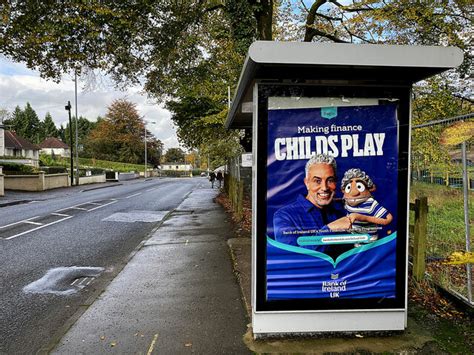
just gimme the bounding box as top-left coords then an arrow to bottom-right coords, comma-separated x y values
410,113 -> 473,306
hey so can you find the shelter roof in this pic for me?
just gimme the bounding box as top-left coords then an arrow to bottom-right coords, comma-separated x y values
226,42 -> 463,129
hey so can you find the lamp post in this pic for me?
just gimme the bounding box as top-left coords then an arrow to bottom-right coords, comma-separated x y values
74,72 -> 80,186
64,101 -> 74,187
144,120 -> 156,178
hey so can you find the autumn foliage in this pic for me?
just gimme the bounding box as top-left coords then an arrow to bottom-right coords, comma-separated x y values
85,99 -> 162,165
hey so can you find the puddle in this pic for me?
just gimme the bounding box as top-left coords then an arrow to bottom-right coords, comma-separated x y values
23,266 -> 104,295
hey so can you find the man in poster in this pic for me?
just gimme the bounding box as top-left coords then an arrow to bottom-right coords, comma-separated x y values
273,154 -> 353,257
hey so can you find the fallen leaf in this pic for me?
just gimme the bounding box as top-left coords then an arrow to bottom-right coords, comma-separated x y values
100,336 -> 105,341
110,342 -> 117,347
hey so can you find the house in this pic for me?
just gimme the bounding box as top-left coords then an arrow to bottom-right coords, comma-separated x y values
1,129 -> 40,167
39,137 -> 71,157
161,162 -> 193,171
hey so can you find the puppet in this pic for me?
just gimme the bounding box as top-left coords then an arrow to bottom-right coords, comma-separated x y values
341,168 -> 393,245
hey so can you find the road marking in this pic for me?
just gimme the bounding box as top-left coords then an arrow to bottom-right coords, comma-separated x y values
56,202 -> 91,212
23,220 -> 43,226
146,188 -> 156,192
125,192 -> 142,199
51,212 -> 70,217
71,279 -> 79,286
0,216 -> 40,229
147,333 -> 159,355
5,215 -> 73,240
69,207 -> 88,211
87,199 -> 118,211
103,211 -> 168,223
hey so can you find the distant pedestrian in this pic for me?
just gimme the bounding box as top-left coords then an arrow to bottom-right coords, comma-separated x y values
216,170 -> 224,188
209,171 -> 216,188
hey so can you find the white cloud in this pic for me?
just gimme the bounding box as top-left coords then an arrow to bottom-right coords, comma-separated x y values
0,57 -> 180,150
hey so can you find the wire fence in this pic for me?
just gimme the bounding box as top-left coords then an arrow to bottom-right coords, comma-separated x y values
410,114 -> 473,305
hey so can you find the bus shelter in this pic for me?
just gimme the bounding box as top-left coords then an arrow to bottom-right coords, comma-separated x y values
225,41 -> 463,336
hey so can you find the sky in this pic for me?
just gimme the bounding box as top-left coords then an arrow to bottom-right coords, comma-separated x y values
0,56 -> 180,151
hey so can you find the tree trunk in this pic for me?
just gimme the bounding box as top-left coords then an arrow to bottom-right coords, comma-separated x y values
253,0 -> 273,40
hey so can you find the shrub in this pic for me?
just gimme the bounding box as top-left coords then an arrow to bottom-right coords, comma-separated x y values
40,166 -> 68,174
1,162 -> 39,175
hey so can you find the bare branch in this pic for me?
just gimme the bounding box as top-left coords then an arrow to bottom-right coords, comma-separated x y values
305,25 -> 350,43
299,0 -> 309,13
329,0 -> 374,12
303,0 -> 327,42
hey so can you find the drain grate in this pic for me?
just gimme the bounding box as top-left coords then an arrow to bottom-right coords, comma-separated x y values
70,276 -> 96,288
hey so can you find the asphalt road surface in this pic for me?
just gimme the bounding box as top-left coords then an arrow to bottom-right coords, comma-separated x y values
0,177 -> 205,354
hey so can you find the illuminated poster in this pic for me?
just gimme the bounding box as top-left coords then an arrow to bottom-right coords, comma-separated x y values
266,99 -> 398,300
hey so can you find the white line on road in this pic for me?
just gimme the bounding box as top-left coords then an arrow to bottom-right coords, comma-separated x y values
69,207 -> 88,211
125,192 -> 142,199
56,202 -> 93,212
87,199 -> 118,212
51,213 -> 71,217
0,216 -> 40,229
5,215 -> 73,240
71,279 -> 79,286
147,333 -> 159,355
23,220 -> 43,226
146,188 -> 156,192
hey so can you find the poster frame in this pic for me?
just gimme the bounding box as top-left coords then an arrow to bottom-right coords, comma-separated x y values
254,83 -> 411,313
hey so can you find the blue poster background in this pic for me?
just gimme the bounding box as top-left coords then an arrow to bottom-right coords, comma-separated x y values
266,103 -> 398,300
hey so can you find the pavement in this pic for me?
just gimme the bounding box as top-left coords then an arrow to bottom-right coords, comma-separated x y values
4,183 -> 440,354
48,186 -> 250,354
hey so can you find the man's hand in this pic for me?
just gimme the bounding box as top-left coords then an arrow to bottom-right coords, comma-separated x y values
327,216 -> 352,232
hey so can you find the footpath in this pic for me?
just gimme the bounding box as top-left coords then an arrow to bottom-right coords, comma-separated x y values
49,187 -> 249,354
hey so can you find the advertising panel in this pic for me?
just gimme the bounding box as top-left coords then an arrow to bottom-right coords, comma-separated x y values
265,98 -> 399,302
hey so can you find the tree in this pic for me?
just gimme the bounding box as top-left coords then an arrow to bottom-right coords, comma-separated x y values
411,78 -> 473,174
40,112 -> 58,141
58,125 -> 66,142
164,148 -> 185,163
0,108 -> 10,124
4,103 -> 41,142
64,116 -> 97,154
84,99 -> 162,164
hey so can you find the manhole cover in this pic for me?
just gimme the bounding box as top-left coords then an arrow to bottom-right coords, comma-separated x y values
23,266 -> 104,295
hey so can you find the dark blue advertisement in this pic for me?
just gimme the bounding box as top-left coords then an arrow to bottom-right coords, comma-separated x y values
266,101 -> 398,300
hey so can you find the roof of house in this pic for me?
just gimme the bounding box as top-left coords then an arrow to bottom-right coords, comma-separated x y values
39,137 -> 70,149
4,131 -> 40,150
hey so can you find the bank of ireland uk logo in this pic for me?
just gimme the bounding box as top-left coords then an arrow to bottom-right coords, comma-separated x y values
321,107 -> 337,119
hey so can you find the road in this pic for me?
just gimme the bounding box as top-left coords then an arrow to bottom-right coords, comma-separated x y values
0,177 -> 205,354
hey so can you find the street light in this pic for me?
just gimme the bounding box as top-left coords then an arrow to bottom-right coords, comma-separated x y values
64,101 -> 74,186
144,120 -> 156,178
